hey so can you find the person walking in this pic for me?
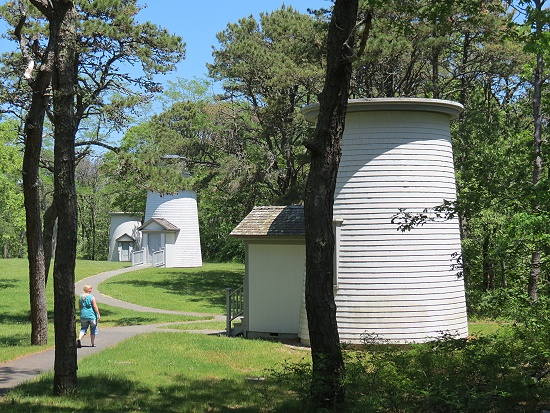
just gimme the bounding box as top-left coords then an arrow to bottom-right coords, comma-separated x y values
77,284 -> 101,348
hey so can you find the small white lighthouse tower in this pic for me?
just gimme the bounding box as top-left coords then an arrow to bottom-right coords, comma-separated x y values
300,98 -> 468,344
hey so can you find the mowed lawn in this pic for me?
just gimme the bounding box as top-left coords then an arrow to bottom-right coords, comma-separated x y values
3,333 -> 310,412
0,259 -> 311,412
99,262 -> 245,314
0,259 -> 239,362
1,258 -> 510,412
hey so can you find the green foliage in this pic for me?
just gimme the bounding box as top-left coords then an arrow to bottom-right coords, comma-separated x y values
0,0 -> 186,137
353,0 -> 512,99
209,6 -> 323,202
0,120 -> 25,258
270,324 -> 550,413
107,6 -> 328,262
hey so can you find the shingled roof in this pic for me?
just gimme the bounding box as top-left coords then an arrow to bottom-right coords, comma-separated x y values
138,217 -> 180,231
230,206 -> 305,237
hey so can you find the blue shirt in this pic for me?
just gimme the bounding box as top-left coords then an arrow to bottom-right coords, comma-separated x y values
80,294 -> 97,320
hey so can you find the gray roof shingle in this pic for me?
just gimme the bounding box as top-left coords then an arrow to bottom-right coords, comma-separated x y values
138,217 -> 180,231
230,206 -> 305,237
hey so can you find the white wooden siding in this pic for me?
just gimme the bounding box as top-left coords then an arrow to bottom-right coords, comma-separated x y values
328,107 -> 467,344
246,242 -> 305,337
108,213 -> 142,261
145,191 -> 202,268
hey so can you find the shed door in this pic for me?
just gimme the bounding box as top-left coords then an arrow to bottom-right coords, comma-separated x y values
148,233 -> 162,262
119,242 -> 131,261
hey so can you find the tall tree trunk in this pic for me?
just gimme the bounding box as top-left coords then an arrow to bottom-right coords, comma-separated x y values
456,32 -> 471,285
304,0 -> 364,408
529,48 -> 543,301
51,0 -> 78,396
21,9 -> 55,345
43,203 -> 58,285
482,234 -> 494,292
529,1 -> 544,303
19,229 -> 25,258
431,38 -> 440,99
91,204 -> 96,260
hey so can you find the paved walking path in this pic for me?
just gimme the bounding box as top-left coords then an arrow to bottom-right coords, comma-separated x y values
0,265 -> 226,396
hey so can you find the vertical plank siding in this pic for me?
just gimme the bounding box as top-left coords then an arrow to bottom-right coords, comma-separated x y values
246,242 -> 305,336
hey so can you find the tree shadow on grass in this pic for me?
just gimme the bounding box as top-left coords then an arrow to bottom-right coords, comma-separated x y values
3,374 -> 142,413
0,333 -> 29,348
1,309 -> 57,325
3,373 -> 301,413
97,307 -> 159,326
0,311 -> 32,325
0,279 -> 19,289
97,307 -> 202,327
109,268 -> 244,310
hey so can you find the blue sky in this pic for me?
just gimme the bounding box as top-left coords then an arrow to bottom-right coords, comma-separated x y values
0,1 -> 331,85
137,0 -> 331,84
0,1 -> 331,145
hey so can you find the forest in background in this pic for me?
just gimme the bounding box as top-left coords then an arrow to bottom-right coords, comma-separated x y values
0,0 -> 549,320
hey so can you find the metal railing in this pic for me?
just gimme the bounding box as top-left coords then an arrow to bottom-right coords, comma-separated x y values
226,286 -> 244,336
131,249 -> 145,266
152,249 -> 165,267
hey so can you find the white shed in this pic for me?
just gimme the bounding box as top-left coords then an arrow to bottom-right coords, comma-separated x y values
232,98 -> 468,345
108,213 -> 142,262
141,191 -> 202,268
230,206 -> 305,339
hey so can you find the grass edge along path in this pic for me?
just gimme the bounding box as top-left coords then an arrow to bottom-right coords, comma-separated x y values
0,260 -> 227,363
98,262 -> 245,314
1,332 -> 311,413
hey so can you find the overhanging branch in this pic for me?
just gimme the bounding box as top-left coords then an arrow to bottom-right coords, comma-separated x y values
344,8 -> 373,63
75,140 -> 120,153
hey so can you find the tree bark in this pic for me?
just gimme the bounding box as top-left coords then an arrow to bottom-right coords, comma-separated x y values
304,0 -> 361,408
43,203 -> 58,285
482,234 -> 494,292
51,0 -> 78,396
528,0 -> 544,303
21,9 -> 55,346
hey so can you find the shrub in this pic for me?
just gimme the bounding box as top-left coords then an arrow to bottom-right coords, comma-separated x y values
267,325 -> 550,412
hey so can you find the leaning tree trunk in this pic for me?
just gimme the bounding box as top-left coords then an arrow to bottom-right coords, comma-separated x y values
51,0 -> 78,396
303,0 -> 362,408
21,19 -> 55,347
43,203 -> 58,285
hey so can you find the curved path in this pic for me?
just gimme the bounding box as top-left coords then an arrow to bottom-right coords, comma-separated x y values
0,264 -> 226,396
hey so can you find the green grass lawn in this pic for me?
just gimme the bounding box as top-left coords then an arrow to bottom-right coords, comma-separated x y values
2,258 -> 519,412
468,320 -> 508,336
99,262 -> 245,314
1,333 -> 310,412
0,259 -> 213,363
0,259 -> 309,412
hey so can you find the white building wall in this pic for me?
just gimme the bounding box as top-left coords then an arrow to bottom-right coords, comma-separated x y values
334,104 -> 467,344
164,232 -> 178,268
108,213 -> 142,261
246,241 -> 305,337
145,191 -> 202,268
